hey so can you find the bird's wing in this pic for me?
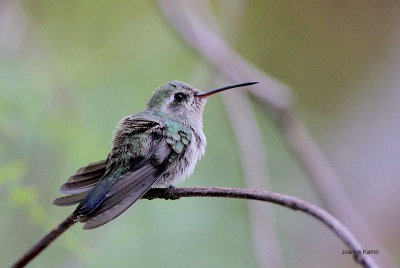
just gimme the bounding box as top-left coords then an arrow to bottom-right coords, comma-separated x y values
53,113 -> 160,207
79,137 -> 174,229
76,116 -> 192,229
53,159 -> 107,206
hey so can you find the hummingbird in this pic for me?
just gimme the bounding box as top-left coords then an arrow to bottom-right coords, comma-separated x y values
53,81 -> 258,229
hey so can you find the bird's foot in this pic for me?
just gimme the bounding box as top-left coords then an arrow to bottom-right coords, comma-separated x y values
164,185 -> 178,200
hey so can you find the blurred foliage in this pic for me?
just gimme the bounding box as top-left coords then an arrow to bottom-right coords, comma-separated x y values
1,0 -> 399,267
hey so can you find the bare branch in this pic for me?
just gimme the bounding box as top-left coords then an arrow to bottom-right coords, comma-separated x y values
144,187 -> 377,268
157,1 -> 394,267
13,187 -> 377,268
12,214 -> 77,268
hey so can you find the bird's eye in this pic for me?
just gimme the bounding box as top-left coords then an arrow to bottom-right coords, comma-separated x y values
174,93 -> 186,102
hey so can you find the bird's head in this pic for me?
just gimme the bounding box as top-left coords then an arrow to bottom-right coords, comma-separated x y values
147,80 -> 258,128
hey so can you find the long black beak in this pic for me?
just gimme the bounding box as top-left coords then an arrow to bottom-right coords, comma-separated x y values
194,81 -> 259,98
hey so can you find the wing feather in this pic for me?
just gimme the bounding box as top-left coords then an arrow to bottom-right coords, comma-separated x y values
60,160 -> 107,194
55,159 -> 107,201
54,114 -> 188,229
81,138 -> 171,229
75,159 -> 107,174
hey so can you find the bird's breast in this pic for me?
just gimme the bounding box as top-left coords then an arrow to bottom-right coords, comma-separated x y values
154,129 -> 206,187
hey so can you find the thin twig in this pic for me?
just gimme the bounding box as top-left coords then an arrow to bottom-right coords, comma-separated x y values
144,187 -> 377,267
12,214 -> 77,268
157,2 -> 393,267
13,187 -> 377,268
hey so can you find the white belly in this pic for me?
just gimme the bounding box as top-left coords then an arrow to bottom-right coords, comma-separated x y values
154,131 -> 206,187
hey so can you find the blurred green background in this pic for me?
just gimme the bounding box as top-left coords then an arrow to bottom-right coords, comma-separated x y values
1,0 -> 400,267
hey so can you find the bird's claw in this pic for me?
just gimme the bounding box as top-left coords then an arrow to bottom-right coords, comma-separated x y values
164,185 -> 178,200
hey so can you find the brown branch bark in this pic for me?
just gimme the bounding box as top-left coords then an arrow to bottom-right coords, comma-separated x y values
12,214 -> 77,268
13,187 -> 376,268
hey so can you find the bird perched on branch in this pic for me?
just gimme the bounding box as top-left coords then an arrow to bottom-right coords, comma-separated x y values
54,81 -> 258,229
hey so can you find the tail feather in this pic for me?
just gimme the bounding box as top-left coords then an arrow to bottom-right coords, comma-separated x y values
53,192 -> 89,206
54,159 -> 107,205
60,175 -> 101,194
